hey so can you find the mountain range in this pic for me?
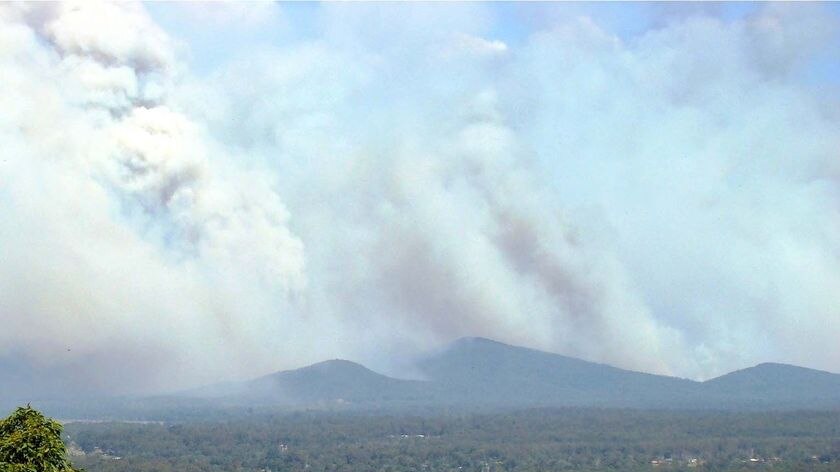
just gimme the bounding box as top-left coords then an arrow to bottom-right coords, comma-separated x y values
182,337 -> 840,411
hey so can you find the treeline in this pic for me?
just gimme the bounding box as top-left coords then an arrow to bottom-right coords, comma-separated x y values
66,408 -> 840,472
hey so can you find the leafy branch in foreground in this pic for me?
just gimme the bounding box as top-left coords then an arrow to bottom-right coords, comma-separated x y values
0,405 -> 81,472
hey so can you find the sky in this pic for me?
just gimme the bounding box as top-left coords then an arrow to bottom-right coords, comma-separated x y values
1,1 -> 840,398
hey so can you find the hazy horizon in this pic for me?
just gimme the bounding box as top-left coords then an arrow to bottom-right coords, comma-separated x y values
2,1 -> 840,399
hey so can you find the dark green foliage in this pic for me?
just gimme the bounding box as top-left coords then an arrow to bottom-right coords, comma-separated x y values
65,409 -> 840,472
0,405 -> 80,472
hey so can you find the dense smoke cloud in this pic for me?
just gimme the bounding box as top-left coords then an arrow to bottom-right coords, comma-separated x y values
1,2 -> 839,396
0,2 -> 306,394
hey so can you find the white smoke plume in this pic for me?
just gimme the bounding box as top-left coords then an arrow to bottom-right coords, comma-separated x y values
0,2 -> 306,395
1,2 -> 839,396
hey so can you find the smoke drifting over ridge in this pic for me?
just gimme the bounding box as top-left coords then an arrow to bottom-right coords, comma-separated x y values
1,2 -> 839,395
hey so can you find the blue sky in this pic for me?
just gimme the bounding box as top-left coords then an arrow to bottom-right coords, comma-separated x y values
145,2 -> 840,81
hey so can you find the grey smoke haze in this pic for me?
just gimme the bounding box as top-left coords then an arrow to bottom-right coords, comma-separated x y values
1,2 -> 839,396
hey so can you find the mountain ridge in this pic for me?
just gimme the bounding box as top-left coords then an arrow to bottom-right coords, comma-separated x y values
176,337 -> 840,411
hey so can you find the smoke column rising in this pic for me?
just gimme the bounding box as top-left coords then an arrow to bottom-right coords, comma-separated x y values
1,2 -> 839,396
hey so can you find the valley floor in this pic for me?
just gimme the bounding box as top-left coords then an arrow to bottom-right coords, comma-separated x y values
64,408 -> 840,472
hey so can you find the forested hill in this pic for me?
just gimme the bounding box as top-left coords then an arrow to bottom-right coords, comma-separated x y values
244,359 -> 428,405
415,337 -> 701,408
702,362 -> 840,409
173,337 -> 840,411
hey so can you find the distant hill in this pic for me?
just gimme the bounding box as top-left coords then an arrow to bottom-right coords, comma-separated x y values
416,337 -> 700,408
173,337 -> 840,411
702,362 -> 840,409
184,359 -> 429,407
243,359 -> 428,405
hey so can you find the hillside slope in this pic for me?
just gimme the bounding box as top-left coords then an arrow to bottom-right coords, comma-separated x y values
416,337 -> 701,408
703,362 -> 840,408
173,338 -> 840,411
